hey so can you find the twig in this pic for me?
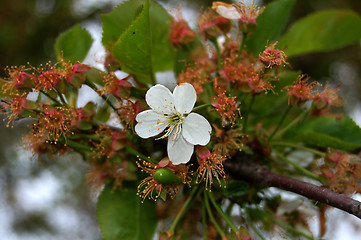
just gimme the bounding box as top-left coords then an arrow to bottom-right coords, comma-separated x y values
225,156 -> 361,219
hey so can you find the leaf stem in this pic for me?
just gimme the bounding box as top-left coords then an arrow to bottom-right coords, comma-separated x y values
243,95 -> 255,133
272,106 -> 312,140
209,37 -> 222,74
245,208 -> 266,240
273,150 -> 323,182
54,87 -> 68,107
39,90 -> 61,105
263,210 -> 314,240
237,31 -> 247,60
202,203 -> 208,240
268,105 -> 292,141
168,185 -> 201,235
84,79 -> 121,118
271,141 -> 326,157
193,103 -> 211,112
125,145 -> 149,161
204,189 -> 225,238
208,191 -> 238,234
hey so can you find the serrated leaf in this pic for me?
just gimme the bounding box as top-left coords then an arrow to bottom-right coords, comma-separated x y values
55,24 -> 93,63
97,187 -> 157,240
283,116 -> 361,151
279,10 -> 361,57
101,0 -> 145,48
246,0 -> 296,55
110,0 -> 174,84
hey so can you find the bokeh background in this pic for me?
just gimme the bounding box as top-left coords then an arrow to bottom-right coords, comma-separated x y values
1,0 -> 360,239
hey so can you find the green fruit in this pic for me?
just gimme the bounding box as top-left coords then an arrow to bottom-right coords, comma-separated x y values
153,168 -> 182,185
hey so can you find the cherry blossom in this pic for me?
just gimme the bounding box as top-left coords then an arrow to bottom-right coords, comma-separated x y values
135,83 -> 212,165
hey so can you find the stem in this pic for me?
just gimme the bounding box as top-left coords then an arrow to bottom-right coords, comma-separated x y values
209,37 -> 222,74
54,87 -> 68,106
204,189 -> 226,238
237,31 -> 247,60
263,211 -> 314,240
225,157 -> 361,219
272,106 -> 312,140
243,95 -> 255,133
202,203 -> 208,240
60,139 -> 91,152
169,185 -> 201,235
193,103 -> 211,112
273,150 -> 323,182
208,191 -> 238,234
84,79 -> 121,118
271,141 -> 326,157
125,145 -> 149,161
245,208 -> 266,240
268,105 -> 292,141
39,90 -> 61,105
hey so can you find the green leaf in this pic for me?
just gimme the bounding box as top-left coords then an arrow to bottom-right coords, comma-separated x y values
94,104 -> 110,123
97,187 -> 157,240
227,180 -> 249,197
54,24 -> 93,62
101,0 -> 145,49
246,0 -> 296,55
85,67 -> 106,87
251,70 -> 300,120
279,10 -> 361,57
110,0 -> 174,84
283,116 -> 361,151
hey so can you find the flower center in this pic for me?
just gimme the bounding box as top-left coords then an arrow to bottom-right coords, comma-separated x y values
169,112 -> 184,125
156,112 -> 184,141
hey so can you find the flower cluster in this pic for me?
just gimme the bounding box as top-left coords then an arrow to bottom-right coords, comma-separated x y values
1,1 -> 353,239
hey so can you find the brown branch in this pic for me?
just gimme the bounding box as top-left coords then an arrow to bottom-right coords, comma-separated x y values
225,156 -> 361,219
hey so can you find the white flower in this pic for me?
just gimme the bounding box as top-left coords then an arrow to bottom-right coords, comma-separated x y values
135,83 -> 212,165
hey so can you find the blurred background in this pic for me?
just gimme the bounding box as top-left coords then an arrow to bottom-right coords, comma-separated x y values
0,0 -> 360,239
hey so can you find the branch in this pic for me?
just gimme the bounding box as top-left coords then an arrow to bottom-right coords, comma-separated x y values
225,155 -> 361,219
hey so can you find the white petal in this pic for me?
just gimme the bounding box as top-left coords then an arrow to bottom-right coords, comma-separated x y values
168,130 -> 194,165
173,83 -> 196,114
182,113 -> 212,145
215,5 -> 241,19
146,84 -> 176,114
135,110 -> 169,138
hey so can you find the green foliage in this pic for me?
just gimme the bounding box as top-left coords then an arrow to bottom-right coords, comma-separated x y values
97,187 -> 157,240
284,116 -> 361,151
251,70 -> 300,122
227,180 -> 249,197
101,0 -> 145,49
246,0 -> 296,55
279,10 -> 361,56
54,24 -> 93,63
102,0 -> 174,85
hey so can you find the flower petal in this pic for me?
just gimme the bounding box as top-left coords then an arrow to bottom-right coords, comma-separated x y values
146,84 -> 175,114
173,83 -> 196,114
182,113 -> 212,145
213,5 -> 241,19
135,110 -> 169,138
168,131 -> 194,165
